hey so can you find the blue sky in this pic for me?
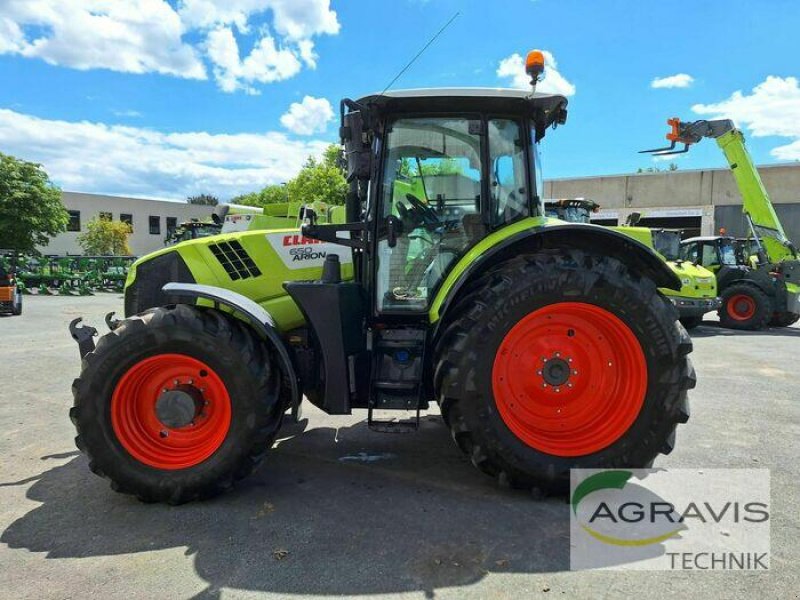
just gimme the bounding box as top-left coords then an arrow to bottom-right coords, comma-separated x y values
0,0 -> 798,200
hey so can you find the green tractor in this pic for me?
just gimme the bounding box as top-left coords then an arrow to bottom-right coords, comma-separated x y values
544,199 -> 720,329
69,55 -> 694,503
642,118 -> 800,330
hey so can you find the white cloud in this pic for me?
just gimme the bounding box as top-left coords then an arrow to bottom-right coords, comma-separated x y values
206,26 -> 301,93
0,0 -> 207,79
496,51 -> 575,96
0,0 -> 341,93
280,96 -> 334,135
651,73 -> 694,89
0,108 -> 330,199
692,76 -> 800,160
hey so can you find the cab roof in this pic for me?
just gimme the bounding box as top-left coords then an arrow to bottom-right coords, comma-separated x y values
355,88 -> 568,133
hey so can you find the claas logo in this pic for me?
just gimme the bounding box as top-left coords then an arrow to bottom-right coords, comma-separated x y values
282,234 -> 323,247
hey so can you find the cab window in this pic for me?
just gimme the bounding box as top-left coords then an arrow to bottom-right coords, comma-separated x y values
489,119 -> 527,225
680,242 -> 699,263
376,117 -> 482,312
701,243 -> 720,266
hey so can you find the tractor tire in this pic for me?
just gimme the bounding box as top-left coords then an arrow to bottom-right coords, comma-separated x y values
434,250 -> 694,495
679,316 -> 703,330
719,284 -> 772,330
70,304 -> 283,504
769,312 -> 800,328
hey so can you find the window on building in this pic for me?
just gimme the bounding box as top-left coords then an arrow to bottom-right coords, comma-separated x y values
149,216 -> 161,235
99,211 -> 112,222
120,213 -> 133,232
67,210 -> 81,232
166,217 -> 177,235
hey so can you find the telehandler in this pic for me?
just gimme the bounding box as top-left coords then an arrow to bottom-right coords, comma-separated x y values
642,118 -> 800,330
69,52 -> 694,503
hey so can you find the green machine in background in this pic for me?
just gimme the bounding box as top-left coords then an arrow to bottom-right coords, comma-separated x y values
544,199 -> 719,329
642,118 -> 800,330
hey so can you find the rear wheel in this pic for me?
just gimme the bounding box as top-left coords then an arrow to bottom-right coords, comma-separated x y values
719,284 -> 771,330
71,304 -> 283,503
434,250 -> 694,494
679,316 -> 703,330
769,311 -> 800,328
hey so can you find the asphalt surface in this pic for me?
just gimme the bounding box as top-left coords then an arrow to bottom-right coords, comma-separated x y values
0,295 -> 798,600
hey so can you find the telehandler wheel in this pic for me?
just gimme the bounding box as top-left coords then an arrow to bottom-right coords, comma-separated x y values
719,284 -> 771,330
679,316 -> 703,330
70,304 -> 283,504
434,250 -> 694,494
769,312 -> 800,328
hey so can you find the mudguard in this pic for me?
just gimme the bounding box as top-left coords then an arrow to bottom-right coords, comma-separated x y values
431,221 -> 681,324
162,283 -> 301,419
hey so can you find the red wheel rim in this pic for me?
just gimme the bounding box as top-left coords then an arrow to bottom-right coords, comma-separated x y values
728,294 -> 756,321
111,354 -> 231,470
491,302 -> 648,457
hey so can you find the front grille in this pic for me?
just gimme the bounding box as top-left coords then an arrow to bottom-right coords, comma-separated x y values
208,240 -> 261,281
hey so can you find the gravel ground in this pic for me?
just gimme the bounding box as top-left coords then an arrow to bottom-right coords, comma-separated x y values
0,294 -> 798,599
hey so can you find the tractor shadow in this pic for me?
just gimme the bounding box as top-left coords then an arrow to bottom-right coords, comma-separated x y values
0,415 -> 660,597
688,321 -> 800,338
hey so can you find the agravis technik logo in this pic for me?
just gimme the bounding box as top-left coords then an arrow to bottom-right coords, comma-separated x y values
570,469 -> 770,570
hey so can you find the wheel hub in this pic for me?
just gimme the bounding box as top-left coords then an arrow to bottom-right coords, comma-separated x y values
155,384 -> 204,429
541,356 -> 571,387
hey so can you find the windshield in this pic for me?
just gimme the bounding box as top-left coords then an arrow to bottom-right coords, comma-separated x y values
652,231 -> 681,260
719,240 -> 738,266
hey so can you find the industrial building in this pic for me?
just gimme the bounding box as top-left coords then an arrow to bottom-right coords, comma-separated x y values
40,162 -> 800,257
544,162 -> 800,241
42,192 -> 215,256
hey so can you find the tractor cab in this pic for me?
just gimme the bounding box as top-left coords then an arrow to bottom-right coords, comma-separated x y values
289,88 -> 569,424
680,236 -> 741,275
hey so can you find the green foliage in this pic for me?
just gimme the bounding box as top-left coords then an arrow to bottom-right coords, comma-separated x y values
231,185 -> 288,207
0,152 -> 68,253
77,218 -> 133,256
232,144 -> 347,207
187,193 -> 219,206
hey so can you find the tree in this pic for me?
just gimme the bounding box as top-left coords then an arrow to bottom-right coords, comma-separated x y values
286,144 -> 347,206
231,184 -> 288,207
77,218 -> 133,255
0,152 -> 68,253
187,194 -> 219,206
229,144 -> 347,208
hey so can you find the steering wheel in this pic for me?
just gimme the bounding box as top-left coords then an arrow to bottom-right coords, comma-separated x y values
404,194 -> 441,230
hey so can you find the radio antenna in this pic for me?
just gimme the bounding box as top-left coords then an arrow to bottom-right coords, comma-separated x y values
380,11 -> 460,95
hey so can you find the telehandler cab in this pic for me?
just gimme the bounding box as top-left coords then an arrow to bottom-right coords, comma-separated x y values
69,53 -> 694,504
642,118 -> 800,330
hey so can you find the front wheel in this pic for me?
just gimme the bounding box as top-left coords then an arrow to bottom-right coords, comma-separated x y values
434,250 -> 694,494
70,305 -> 283,503
719,284 -> 771,330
